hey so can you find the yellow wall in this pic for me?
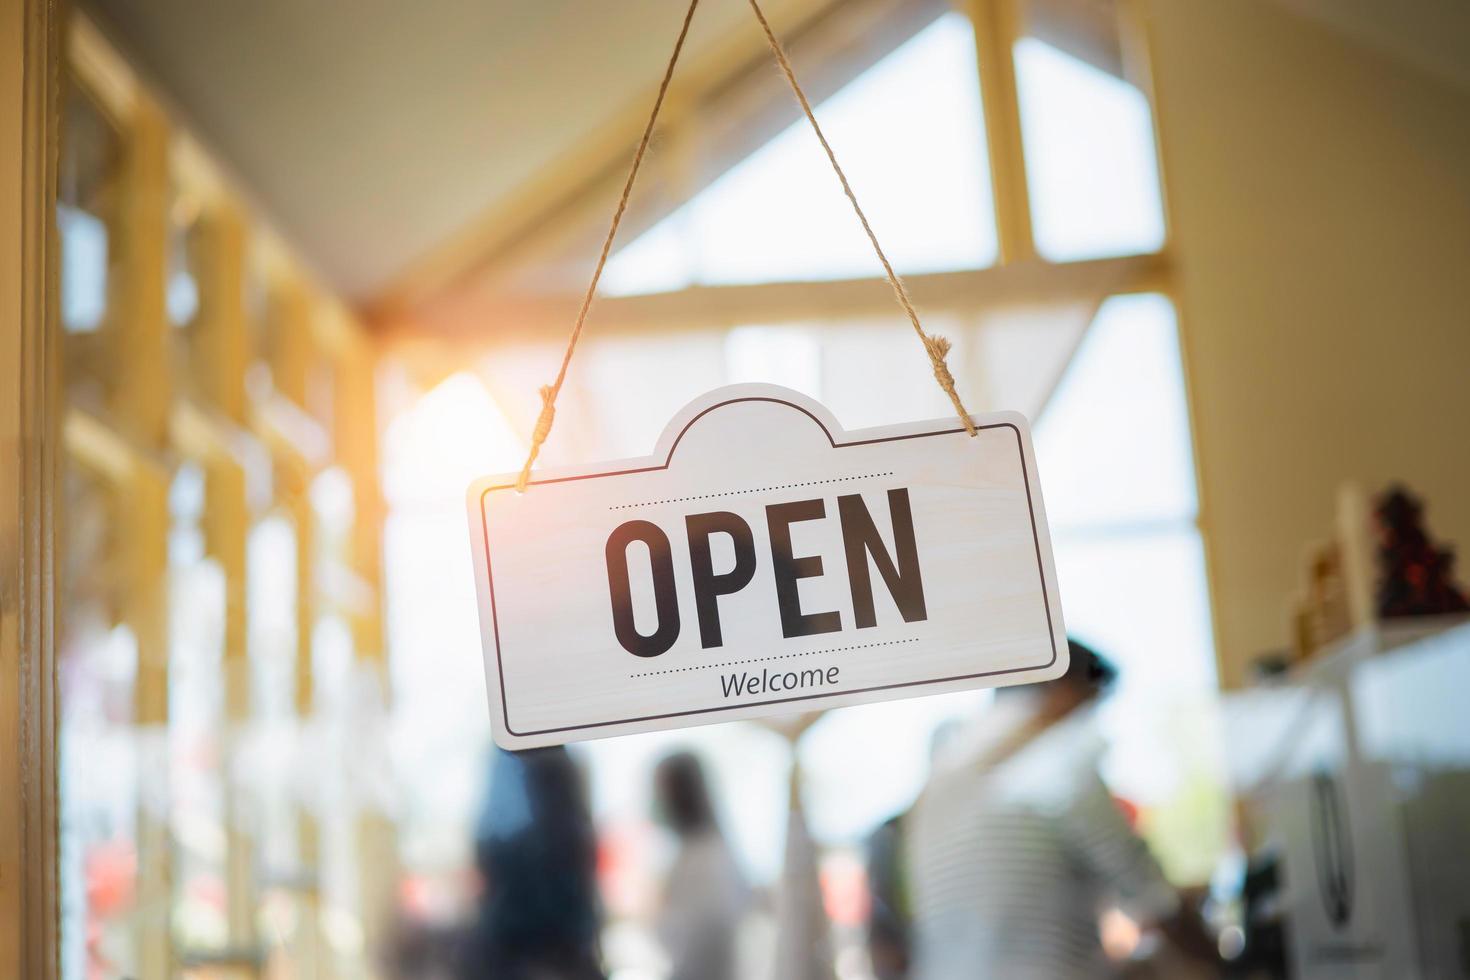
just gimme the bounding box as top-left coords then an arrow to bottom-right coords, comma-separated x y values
1144,0 -> 1470,686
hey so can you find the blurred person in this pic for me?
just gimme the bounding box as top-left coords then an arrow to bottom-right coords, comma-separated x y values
653,751 -> 751,980
907,639 -> 1216,979
461,746 -> 604,980
865,813 -> 911,980
864,717 -> 970,975
863,719 -> 963,980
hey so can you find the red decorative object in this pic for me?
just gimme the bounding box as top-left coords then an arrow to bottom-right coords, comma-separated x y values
1375,486 -> 1470,618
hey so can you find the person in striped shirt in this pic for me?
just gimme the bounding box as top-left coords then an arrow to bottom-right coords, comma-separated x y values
906,640 -> 1216,979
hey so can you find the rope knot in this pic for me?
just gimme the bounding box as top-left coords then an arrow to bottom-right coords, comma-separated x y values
922,333 -> 978,437
515,385 -> 560,493
531,385 -> 557,444
922,334 -> 955,387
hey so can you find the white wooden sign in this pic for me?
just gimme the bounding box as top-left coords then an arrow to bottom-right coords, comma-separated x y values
467,384 -> 1067,750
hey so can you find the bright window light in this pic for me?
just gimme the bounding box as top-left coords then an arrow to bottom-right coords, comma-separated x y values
381,372 -> 525,507
603,13 -> 996,294
58,203 -> 108,333
1015,38 -> 1166,261
1034,293 -> 1224,878
1035,293 -> 1198,528
381,373 -> 529,864
724,325 -> 823,398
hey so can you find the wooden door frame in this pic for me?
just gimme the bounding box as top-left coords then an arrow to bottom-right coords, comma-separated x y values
1,0 -> 62,976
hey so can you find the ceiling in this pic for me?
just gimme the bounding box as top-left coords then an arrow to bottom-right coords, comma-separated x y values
1276,0 -> 1470,96
84,0 -> 825,301
85,0 -> 1470,310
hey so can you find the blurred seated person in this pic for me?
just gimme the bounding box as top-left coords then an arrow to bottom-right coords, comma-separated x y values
653,751 -> 751,980
907,640 -> 1216,979
461,746 -> 605,980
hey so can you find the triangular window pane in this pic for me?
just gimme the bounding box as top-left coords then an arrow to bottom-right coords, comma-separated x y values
1016,38 -> 1166,261
604,13 -> 997,294
1035,293 -> 1198,528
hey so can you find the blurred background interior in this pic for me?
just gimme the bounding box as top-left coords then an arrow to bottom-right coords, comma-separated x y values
30,0 -> 1470,976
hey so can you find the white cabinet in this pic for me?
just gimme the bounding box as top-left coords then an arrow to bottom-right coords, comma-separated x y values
1230,619 -> 1470,979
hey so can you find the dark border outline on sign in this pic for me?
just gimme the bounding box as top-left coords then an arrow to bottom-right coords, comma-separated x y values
479,395 -> 1060,737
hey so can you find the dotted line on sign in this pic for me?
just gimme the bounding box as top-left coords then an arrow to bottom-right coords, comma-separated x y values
629,637 -> 918,678
610,472 -> 895,511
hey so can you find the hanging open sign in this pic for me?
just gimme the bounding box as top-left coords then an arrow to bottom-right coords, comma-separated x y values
467,385 -> 1067,749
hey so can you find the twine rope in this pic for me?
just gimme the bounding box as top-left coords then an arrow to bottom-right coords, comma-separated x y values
515,0 -> 976,492
514,0 -> 702,492
743,0 -> 977,438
